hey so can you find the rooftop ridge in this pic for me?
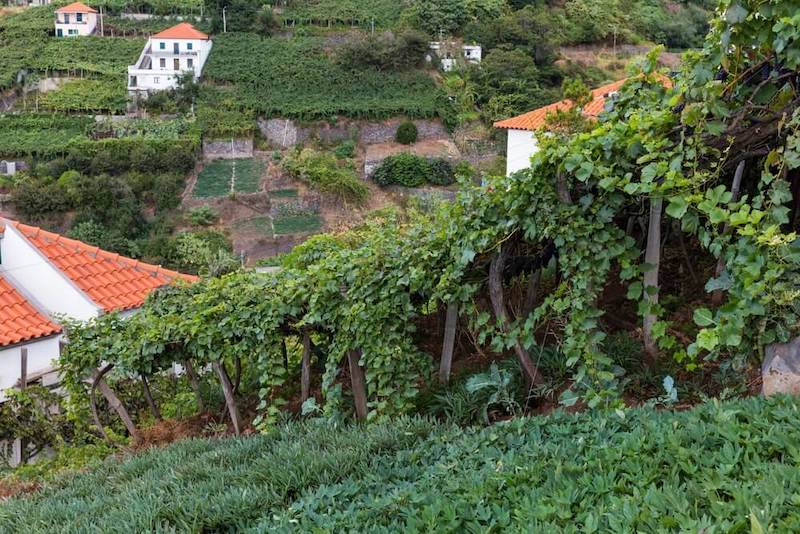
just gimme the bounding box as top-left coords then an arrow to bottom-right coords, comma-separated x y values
0,273 -> 61,347
494,76 -> 671,131
6,219 -> 197,313
12,221 -> 194,282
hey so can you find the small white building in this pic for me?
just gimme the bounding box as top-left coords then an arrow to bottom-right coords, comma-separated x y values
494,79 -> 631,176
127,23 -> 213,97
54,2 -> 98,37
0,218 -> 196,401
428,42 -> 482,72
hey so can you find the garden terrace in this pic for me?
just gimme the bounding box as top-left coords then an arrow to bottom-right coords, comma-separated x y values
202,34 -> 441,121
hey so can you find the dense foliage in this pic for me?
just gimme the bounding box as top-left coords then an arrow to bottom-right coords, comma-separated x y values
282,0 -> 406,28
282,147 -> 369,202
372,153 -> 455,187
395,120 -> 419,144
44,0 -> 800,434
204,35 -> 444,121
0,114 -> 93,158
2,396 -> 799,531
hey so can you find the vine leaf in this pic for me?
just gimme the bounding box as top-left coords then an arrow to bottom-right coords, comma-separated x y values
693,308 -> 715,327
724,3 -> 748,24
666,196 -> 688,219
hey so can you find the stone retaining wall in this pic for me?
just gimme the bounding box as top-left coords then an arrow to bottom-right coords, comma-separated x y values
257,118 -> 448,149
202,138 -> 254,159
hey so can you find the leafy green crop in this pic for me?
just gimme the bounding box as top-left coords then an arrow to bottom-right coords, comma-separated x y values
203,34 -> 441,121
282,0 -> 405,29
193,159 -> 264,198
1,396 -> 799,532
0,114 -> 93,157
39,79 -> 128,114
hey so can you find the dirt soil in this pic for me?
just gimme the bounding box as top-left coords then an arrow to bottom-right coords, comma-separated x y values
0,479 -> 40,502
364,139 -> 461,163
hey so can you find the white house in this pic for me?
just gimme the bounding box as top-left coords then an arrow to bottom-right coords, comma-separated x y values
494,78 -> 633,176
127,23 -> 213,97
54,2 -> 98,37
428,42 -> 482,72
0,218 -> 196,401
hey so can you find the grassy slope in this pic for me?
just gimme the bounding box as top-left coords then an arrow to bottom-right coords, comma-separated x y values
1,396 -> 800,532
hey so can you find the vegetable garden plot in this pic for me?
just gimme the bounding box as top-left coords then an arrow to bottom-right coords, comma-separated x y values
234,216 -> 274,238
273,213 -> 322,235
193,159 -> 264,198
270,188 -> 299,198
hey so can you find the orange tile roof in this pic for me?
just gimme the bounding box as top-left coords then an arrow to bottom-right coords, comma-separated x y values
55,2 -> 97,13
152,23 -> 209,40
10,221 -> 198,313
494,76 -> 671,131
0,274 -> 61,347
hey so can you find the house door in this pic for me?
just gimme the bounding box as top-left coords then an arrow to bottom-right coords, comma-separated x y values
56,28 -> 63,37
173,58 -> 180,70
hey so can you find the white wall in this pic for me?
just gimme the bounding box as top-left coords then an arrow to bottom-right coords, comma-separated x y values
129,37 -> 212,93
506,129 -> 538,176
0,223 -> 99,321
0,337 -> 61,401
55,12 -> 97,36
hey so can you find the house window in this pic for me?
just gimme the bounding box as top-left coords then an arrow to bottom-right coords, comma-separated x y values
187,58 -> 193,68
187,43 -> 193,50
63,13 -> 69,23
154,77 -> 159,84
173,43 -> 179,54
159,42 -> 165,50
159,58 -> 166,68
76,13 -> 83,22
68,29 -> 78,35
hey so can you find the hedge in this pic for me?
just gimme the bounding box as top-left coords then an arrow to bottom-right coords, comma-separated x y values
1,396 -> 799,531
372,153 -> 455,187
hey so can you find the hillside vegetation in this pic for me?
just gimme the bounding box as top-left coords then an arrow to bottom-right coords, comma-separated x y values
1,396 -> 799,531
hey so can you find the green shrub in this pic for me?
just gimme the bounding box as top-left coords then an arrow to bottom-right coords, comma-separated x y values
334,140 -> 356,159
282,148 -> 368,203
372,154 -> 455,187
395,121 -> 418,145
12,180 -> 71,222
336,30 -> 428,71
427,158 -> 455,185
187,205 -> 218,227
372,153 -> 428,187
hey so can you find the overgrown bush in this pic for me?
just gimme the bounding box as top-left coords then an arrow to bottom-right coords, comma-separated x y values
187,205 -> 218,227
334,140 -> 356,159
337,30 -> 428,71
372,153 -> 455,187
427,158 -> 455,185
12,179 -> 71,223
282,148 -> 368,203
395,121 -> 418,145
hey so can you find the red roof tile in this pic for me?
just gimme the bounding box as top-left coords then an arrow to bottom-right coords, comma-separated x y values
152,23 -> 209,40
0,274 -> 61,347
494,76 -> 671,131
55,2 -> 97,13
10,221 -> 198,313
